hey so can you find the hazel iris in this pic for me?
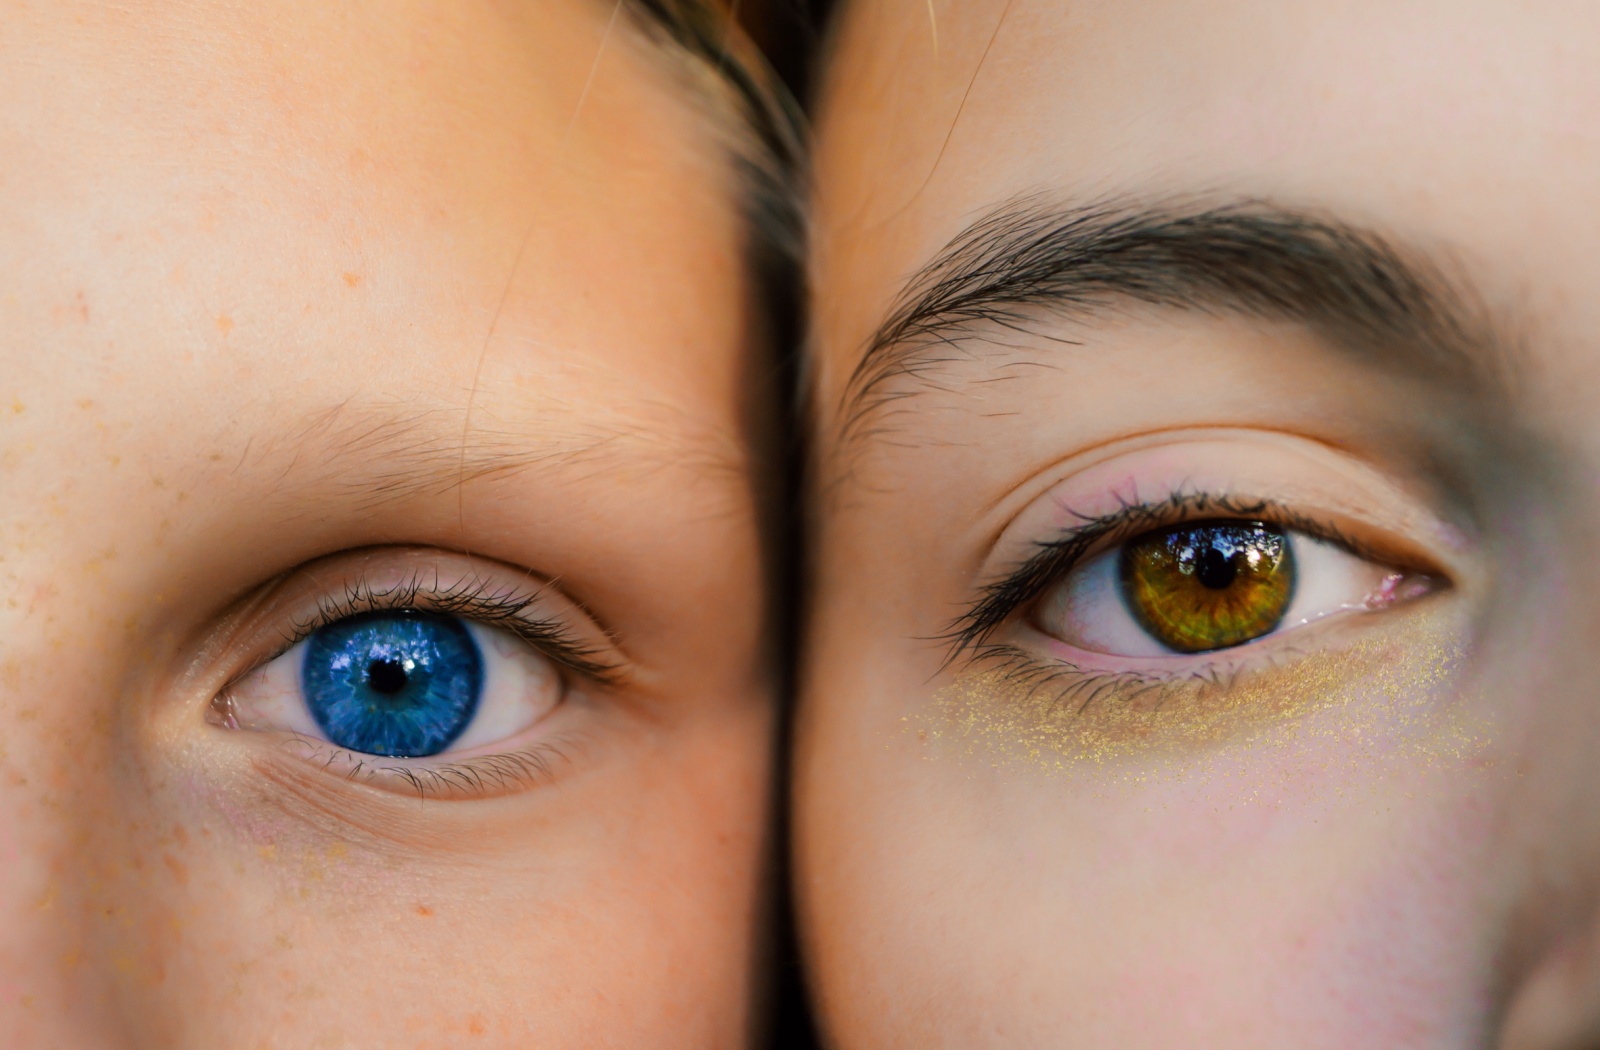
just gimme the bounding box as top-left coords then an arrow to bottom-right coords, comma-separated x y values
300,610 -> 483,757
1118,521 -> 1295,653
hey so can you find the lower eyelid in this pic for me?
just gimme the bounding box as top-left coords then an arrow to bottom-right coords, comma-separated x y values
935,605 -> 1472,771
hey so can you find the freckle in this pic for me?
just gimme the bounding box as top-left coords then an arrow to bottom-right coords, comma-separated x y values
10,400 -> 22,414
342,271 -> 361,287
162,852 -> 189,886
76,398 -> 93,410
216,313 -> 233,336
416,905 -> 433,917
172,824 -> 189,846
468,1017 -> 486,1036
17,708 -> 36,721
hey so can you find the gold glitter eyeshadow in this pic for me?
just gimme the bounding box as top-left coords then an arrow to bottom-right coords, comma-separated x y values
918,610 -> 1484,778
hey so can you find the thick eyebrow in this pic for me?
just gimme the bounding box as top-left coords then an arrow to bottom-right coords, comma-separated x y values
838,197 -> 1508,448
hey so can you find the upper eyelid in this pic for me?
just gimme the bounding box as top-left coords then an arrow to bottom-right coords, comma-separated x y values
943,490 -> 1389,664
271,564 -> 623,683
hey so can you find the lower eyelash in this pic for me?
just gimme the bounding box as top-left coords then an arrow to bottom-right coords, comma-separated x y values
272,734 -> 576,801
930,607 -> 1472,772
963,641 -> 1240,717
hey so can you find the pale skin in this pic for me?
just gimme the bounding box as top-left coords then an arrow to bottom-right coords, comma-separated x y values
0,1 -> 775,1046
799,1 -> 1600,1046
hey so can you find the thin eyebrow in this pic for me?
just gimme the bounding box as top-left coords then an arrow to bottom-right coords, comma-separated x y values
244,399 -> 748,515
837,196 -> 1509,451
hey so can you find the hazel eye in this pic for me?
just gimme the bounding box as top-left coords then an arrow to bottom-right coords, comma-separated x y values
1034,519 -> 1434,658
215,610 -> 564,757
1121,522 -> 1294,653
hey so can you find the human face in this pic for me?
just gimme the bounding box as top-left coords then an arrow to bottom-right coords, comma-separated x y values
0,1 -> 774,1045
799,2 -> 1600,1046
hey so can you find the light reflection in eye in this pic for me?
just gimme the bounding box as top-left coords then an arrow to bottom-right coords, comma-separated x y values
1035,520 -> 1431,658
214,612 -> 563,757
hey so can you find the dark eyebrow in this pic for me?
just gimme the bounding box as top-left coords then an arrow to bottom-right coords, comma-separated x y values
838,197 -> 1508,448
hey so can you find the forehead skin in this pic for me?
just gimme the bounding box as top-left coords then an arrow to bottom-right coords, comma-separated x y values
801,1 -> 1600,1046
811,0 -> 1600,425
0,1 -> 770,1046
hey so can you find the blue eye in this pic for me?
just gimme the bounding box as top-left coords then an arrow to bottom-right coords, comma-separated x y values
300,611 -> 483,758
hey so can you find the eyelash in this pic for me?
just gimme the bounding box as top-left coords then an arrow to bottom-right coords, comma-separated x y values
272,733 -> 578,801
283,568 -> 619,681
943,488 -> 1375,665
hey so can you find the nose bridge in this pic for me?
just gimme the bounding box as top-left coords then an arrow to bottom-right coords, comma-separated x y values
0,666 -> 137,1045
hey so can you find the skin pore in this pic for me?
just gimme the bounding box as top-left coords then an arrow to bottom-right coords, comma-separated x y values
0,0 -> 778,1045
798,1 -> 1600,1047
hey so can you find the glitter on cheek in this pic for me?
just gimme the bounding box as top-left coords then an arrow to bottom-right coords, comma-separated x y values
917,609 -> 1489,784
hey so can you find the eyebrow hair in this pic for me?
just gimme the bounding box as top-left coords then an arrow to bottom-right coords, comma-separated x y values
243,399 -> 748,517
837,197 -> 1508,450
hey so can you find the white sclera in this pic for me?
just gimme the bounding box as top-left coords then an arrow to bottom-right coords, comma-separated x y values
1035,531 -> 1397,658
220,619 -> 563,755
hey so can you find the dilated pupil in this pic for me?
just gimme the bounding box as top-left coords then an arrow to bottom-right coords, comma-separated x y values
367,658 -> 409,696
1195,546 -> 1238,590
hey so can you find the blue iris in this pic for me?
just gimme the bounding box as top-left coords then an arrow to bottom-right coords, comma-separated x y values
301,611 -> 483,757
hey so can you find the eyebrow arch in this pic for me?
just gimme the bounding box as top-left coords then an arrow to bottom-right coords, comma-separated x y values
838,196 -> 1508,448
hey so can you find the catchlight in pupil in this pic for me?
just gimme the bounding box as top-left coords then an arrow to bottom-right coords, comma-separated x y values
1119,521 -> 1296,653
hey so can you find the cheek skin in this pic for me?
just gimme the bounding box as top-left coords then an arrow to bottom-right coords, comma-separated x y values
816,603 -> 1509,1046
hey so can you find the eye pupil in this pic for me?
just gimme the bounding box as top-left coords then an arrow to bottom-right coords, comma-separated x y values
366,657 -> 409,696
1194,546 -> 1238,590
